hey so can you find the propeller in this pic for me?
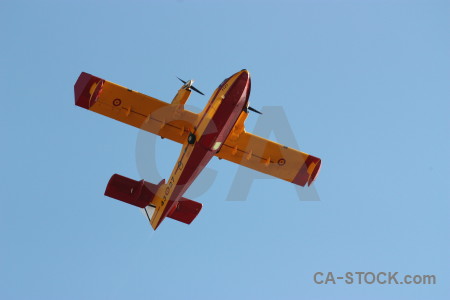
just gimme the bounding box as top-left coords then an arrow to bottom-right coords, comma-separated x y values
247,106 -> 262,114
177,77 -> 205,95
177,76 -> 261,114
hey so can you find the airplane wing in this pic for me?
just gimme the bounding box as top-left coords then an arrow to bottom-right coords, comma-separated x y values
216,131 -> 321,186
74,72 -> 198,144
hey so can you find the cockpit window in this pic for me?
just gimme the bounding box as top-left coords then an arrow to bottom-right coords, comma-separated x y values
218,78 -> 228,88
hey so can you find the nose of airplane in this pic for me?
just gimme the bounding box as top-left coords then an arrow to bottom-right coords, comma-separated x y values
237,69 -> 251,89
240,69 -> 250,79
240,69 -> 251,101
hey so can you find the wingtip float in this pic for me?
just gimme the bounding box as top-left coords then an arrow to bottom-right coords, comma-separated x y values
74,70 -> 321,230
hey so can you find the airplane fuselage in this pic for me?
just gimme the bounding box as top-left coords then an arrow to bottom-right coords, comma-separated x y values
150,70 -> 251,228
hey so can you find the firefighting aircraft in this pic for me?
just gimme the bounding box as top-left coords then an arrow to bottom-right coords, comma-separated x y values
74,70 -> 321,230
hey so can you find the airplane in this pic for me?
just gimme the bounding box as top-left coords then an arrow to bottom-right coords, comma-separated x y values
74,69 -> 321,230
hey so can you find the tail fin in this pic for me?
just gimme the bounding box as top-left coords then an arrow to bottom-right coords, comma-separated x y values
140,198 -> 202,226
104,174 -> 202,228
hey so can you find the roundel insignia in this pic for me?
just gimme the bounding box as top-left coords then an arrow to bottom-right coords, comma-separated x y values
278,158 -> 286,166
113,98 -> 122,106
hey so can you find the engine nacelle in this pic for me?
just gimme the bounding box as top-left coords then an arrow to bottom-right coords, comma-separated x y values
171,87 -> 191,105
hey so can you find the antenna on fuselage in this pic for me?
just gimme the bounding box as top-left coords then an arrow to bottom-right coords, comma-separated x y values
176,77 -> 205,96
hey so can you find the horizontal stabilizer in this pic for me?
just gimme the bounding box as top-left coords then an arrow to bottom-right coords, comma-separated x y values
104,174 -> 164,208
105,174 -> 202,226
167,198 -> 202,224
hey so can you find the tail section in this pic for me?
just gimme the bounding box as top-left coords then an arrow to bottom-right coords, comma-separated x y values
166,198 -> 203,224
104,174 -> 164,208
104,174 -> 202,229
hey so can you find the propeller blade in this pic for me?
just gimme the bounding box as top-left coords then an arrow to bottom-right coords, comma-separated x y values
176,77 -> 187,84
176,76 -> 204,95
248,106 -> 262,114
190,85 -> 205,96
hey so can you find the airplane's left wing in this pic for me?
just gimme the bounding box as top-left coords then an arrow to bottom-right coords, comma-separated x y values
216,130 -> 321,187
74,72 -> 198,144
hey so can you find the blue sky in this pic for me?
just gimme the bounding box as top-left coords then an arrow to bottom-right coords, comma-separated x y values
1,1 -> 449,299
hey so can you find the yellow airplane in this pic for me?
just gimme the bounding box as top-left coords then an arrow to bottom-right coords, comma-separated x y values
74,70 -> 321,230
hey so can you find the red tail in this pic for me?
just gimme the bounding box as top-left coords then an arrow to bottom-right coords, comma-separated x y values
104,174 -> 202,226
104,174 -> 163,208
